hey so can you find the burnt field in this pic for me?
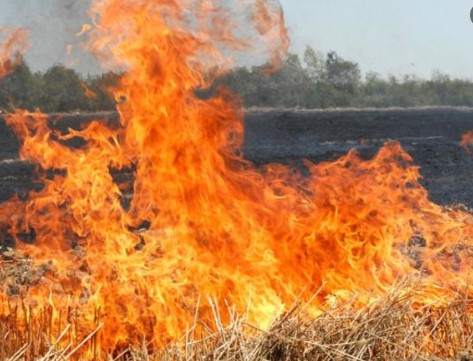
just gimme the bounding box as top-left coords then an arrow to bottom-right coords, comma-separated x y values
1,107 -> 473,207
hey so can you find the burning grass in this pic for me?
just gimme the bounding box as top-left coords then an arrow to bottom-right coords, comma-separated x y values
2,0 -> 473,359
1,279 -> 473,360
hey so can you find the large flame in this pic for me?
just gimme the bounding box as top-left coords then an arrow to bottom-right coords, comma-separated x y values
1,0 -> 473,355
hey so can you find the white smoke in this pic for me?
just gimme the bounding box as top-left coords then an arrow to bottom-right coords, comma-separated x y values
0,0 -> 101,74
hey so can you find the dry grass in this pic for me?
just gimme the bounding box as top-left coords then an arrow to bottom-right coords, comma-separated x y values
1,281 -> 473,361
243,105 -> 473,113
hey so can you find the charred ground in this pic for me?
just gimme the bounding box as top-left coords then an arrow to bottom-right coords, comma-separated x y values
0,107 -> 472,208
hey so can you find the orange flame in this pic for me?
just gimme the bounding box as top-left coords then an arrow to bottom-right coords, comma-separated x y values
76,24 -> 92,37
81,82 -> 97,99
461,130 -> 473,153
0,27 -> 28,78
1,0 -> 473,355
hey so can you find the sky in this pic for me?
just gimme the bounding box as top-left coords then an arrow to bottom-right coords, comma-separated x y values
280,0 -> 473,79
0,0 -> 95,74
1,0 -> 473,79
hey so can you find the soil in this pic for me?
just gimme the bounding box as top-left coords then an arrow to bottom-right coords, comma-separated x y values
243,107 -> 473,207
0,107 -> 473,208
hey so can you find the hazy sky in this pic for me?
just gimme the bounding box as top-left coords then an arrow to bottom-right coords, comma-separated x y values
1,0 -> 473,78
281,0 -> 473,79
0,0 -> 95,73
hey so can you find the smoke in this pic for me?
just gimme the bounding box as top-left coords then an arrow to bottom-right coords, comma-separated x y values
0,0 -> 289,75
0,0 -> 101,74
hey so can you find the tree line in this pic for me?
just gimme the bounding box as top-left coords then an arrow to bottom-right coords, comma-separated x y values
2,46 -> 473,113
0,57 -> 118,113
220,46 -> 473,108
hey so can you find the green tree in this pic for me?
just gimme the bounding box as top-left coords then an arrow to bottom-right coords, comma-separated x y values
303,45 -> 325,82
0,59 -> 42,111
41,65 -> 87,113
325,51 -> 361,94
86,71 -> 121,111
267,53 -> 311,107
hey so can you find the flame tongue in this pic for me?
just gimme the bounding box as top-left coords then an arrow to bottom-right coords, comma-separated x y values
1,0 -> 473,353
0,27 -> 29,78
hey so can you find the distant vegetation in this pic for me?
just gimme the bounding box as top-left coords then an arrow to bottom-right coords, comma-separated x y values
220,46 -> 473,109
2,46 -> 473,113
0,56 -> 119,113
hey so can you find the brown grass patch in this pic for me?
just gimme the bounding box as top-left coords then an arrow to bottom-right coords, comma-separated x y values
1,281 -> 473,360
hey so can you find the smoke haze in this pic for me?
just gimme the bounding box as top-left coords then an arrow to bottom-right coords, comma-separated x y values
0,0 -> 101,74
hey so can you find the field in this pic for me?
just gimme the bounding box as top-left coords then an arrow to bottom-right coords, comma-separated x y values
1,107 -> 473,360
244,107 -> 473,207
1,107 -> 472,207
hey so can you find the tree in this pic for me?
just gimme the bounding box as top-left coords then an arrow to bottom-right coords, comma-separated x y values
268,53 -> 311,107
303,46 -> 325,82
325,51 -> 361,94
0,58 -> 41,111
86,71 -> 121,111
41,65 -> 87,113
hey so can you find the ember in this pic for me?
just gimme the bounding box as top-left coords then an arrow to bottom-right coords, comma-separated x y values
1,0 -> 473,359
462,130 -> 473,153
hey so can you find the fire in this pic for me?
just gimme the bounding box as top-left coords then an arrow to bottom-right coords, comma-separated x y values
462,130 -> 473,153
0,27 -> 28,79
76,24 -> 92,37
81,82 -> 97,99
1,0 -> 473,356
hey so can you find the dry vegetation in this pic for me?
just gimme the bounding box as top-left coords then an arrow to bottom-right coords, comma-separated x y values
1,279 -> 473,361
